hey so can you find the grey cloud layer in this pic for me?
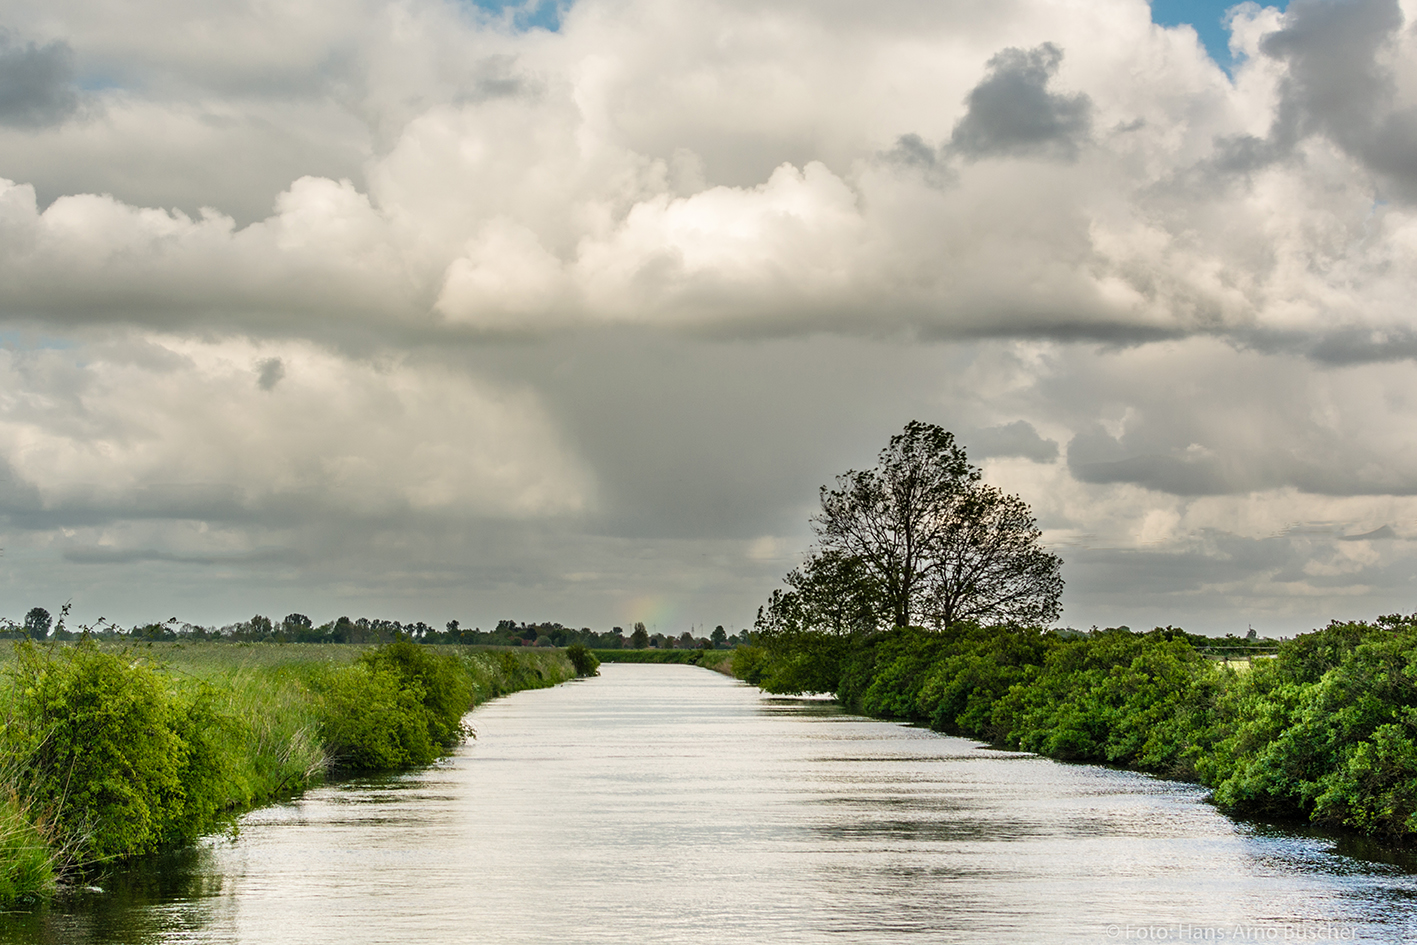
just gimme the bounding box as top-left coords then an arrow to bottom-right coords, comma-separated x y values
3,328 -> 1416,634
0,34 -> 79,128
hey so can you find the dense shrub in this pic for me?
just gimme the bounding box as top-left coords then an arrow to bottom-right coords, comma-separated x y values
318,640 -> 475,771
750,628 -> 860,695
731,645 -> 771,684
916,624 -> 1055,742
362,640 -> 474,748
565,643 -> 600,677
855,629 -> 948,719
318,661 -> 439,770
0,641 -> 227,863
1201,621 -> 1417,836
992,630 -> 1219,775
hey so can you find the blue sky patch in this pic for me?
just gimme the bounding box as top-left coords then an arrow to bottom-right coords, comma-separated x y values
1151,0 -> 1289,71
466,0 -> 565,32
0,330 -> 76,351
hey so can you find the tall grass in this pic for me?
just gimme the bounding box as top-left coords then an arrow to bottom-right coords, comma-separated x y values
0,794 -> 53,907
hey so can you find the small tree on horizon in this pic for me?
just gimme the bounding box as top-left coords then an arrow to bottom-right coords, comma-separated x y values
24,607 -> 51,641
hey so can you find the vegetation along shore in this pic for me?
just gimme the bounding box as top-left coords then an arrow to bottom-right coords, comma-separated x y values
735,616 -> 1417,842
0,638 -> 586,907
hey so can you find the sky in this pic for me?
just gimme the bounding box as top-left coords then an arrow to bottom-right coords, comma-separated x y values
0,0 -> 1415,637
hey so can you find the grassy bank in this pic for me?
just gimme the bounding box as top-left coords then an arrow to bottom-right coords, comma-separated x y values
0,641 -> 578,905
593,648 -> 735,674
741,615 -> 1417,843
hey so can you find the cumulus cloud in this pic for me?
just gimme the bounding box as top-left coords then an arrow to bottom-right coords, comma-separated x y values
0,0 -> 1412,350
1258,0 -> 1417,194
1053,340 -> 1417,498
0,176 -> 419,328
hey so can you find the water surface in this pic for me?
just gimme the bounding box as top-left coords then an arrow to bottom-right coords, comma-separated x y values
4,663 -> 1415,943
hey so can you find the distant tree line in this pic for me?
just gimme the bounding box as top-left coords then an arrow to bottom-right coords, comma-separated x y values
0,609 -> 749,649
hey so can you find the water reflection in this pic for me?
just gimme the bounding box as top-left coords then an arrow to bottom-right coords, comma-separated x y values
1,845 -> 227,945
3,663 -> 1416,944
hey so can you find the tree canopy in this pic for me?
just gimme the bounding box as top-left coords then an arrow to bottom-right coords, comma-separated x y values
762,421 -> 1063,634
23,608 -> 51,641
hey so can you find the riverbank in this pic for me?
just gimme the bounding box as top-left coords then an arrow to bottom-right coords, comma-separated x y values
739,615 -> 1417,843
0,641 -> 578,906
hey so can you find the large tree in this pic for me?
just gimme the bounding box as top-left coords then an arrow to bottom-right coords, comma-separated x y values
806,421 -> 1062,630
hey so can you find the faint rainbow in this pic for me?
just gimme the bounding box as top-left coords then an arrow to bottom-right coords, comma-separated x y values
623,595 -> 676,632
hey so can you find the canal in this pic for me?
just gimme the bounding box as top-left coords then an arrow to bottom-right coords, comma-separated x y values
3,663 -> 1414,943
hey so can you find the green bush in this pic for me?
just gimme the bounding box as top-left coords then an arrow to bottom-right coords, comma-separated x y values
362,640 -> 473,749
566,643 -> 600,676
486,649 -> 554,694
318,662 -> 437,770
1201,621 -> 1417,836
731,645 -> 772,684
317,640 -> 475,771
992,630 -> 1218,774
916,625 -> 1054,742
754,628 -> 860,695
0,638 -> 576,904
857,629 -> 947,719
1314,718 -> 1417,835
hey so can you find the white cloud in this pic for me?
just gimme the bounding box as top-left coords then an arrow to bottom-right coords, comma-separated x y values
435,219 -> 569,327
